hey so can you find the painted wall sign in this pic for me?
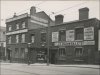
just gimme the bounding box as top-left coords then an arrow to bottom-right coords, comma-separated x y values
84,27 -> 94,40
66,30 -> 74,41
52,32 -> 59,42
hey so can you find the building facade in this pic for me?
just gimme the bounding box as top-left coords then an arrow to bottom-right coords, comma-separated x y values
0,26 -> 6,60
28,7 -> 100,64
6,7 -> 100,64
6,6 -> 54,63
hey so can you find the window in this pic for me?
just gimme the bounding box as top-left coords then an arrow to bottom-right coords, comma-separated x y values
75,28 -> 83,40
8,36 -> 11,44
37,50 -> 45,61
16,24 -> 19,29
59,30 -> 66,41
75,48 -> 83,57
21,34 -> 25,43
41,33 -> 46,42
59,48 -> 66,56
15,48 -> 19,58
31,34 -> 35,43
8,25 -> 12,31
22,22 -> 25,28
16,35 -> 19,43
20,48 -> 25,58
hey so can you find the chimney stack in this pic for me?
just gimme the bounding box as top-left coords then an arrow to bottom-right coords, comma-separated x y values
79,7 -> 89,20
55,14 -> 64,25
30,6 -> 36,15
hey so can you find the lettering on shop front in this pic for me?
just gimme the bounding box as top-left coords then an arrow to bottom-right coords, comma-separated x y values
54,41 -> 83,46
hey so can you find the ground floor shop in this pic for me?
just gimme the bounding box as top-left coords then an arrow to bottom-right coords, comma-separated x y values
6,42 -> 99,64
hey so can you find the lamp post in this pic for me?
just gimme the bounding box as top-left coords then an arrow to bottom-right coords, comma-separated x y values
27,43 -> 31,65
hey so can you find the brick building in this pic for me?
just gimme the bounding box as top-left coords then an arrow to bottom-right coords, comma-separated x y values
28,7 -> 100,64
6,7 -> 100,64
6,6 -> 54,63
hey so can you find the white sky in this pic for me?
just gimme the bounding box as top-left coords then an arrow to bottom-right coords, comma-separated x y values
1,0 -> 100,27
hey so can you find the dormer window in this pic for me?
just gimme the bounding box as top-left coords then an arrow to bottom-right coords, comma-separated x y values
16,24 -> 19,29
22,22 -> 25,28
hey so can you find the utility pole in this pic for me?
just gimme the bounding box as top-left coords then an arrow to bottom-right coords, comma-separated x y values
47,15 -> 50,66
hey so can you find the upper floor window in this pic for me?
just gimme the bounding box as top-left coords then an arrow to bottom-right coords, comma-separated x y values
31,34 -> 35,43
59,30 -> 66,41
16,35 -> 19,43
8,36 -> 11,44
75,28 -> 83,40
22,22 -> 26,28
41,33 -> 46,42
59,48 -> 66,56
8,25 -> 12,31
16,24 -> 19,29
21,34 -> 25,43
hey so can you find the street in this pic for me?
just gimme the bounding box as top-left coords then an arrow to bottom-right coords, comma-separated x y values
0,63 -> 100,75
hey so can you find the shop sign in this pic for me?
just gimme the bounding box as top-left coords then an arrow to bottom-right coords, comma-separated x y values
84,27 -> 94,40
66,30 -> 74,41
84,41 -> 95,45
52,32 -> 59,42
54,41 -> 83,46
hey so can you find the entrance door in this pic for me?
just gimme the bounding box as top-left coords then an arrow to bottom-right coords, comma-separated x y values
50,50 -> 57,64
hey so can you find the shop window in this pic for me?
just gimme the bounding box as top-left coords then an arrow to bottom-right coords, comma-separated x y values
16,35 -> 19,43
21,34 -> 25,43
75,28 -> 83,40
22,22 -> 26,28
15,48 -> 19,58
41,33 -> 46,42
75,48 -> 83,57
59,48 -> 66,56
8,36 -> 11,44
31,34 -> 35,43
37,50 -> 45,61
59,30 -> 66,41
20,48 -> 25,58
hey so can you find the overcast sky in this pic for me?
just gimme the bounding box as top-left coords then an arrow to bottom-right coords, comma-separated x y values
1,0 -> 99,27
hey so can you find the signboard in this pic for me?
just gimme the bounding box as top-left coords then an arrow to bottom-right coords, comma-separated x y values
84,27 -> 94,40
84,41 -> 95,45
54,41 -> 83,46
98,30 -> 100,51
66,30 -> 74,41
52,32 -> 59,42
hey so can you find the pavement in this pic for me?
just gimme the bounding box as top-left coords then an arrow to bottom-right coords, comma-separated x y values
0,62 -> 100,75
1,62 -> 100,69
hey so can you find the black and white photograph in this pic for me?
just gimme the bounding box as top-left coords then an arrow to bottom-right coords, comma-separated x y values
0,0 -> 100,75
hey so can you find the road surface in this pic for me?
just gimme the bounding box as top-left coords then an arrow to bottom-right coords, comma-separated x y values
0,63 -> 100,75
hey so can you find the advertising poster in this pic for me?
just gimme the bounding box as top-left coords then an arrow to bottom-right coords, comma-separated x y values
52,32 -> 59,42
84,27 -> 94,40
66,30 -> 74,41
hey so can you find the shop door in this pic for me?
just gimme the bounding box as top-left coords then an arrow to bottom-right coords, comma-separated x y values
50,50 -> 57,64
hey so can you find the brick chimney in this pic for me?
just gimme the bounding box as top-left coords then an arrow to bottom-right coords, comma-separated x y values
30,6 -> 36,15
79,7 -> 89,20
55,14 -> 64,25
